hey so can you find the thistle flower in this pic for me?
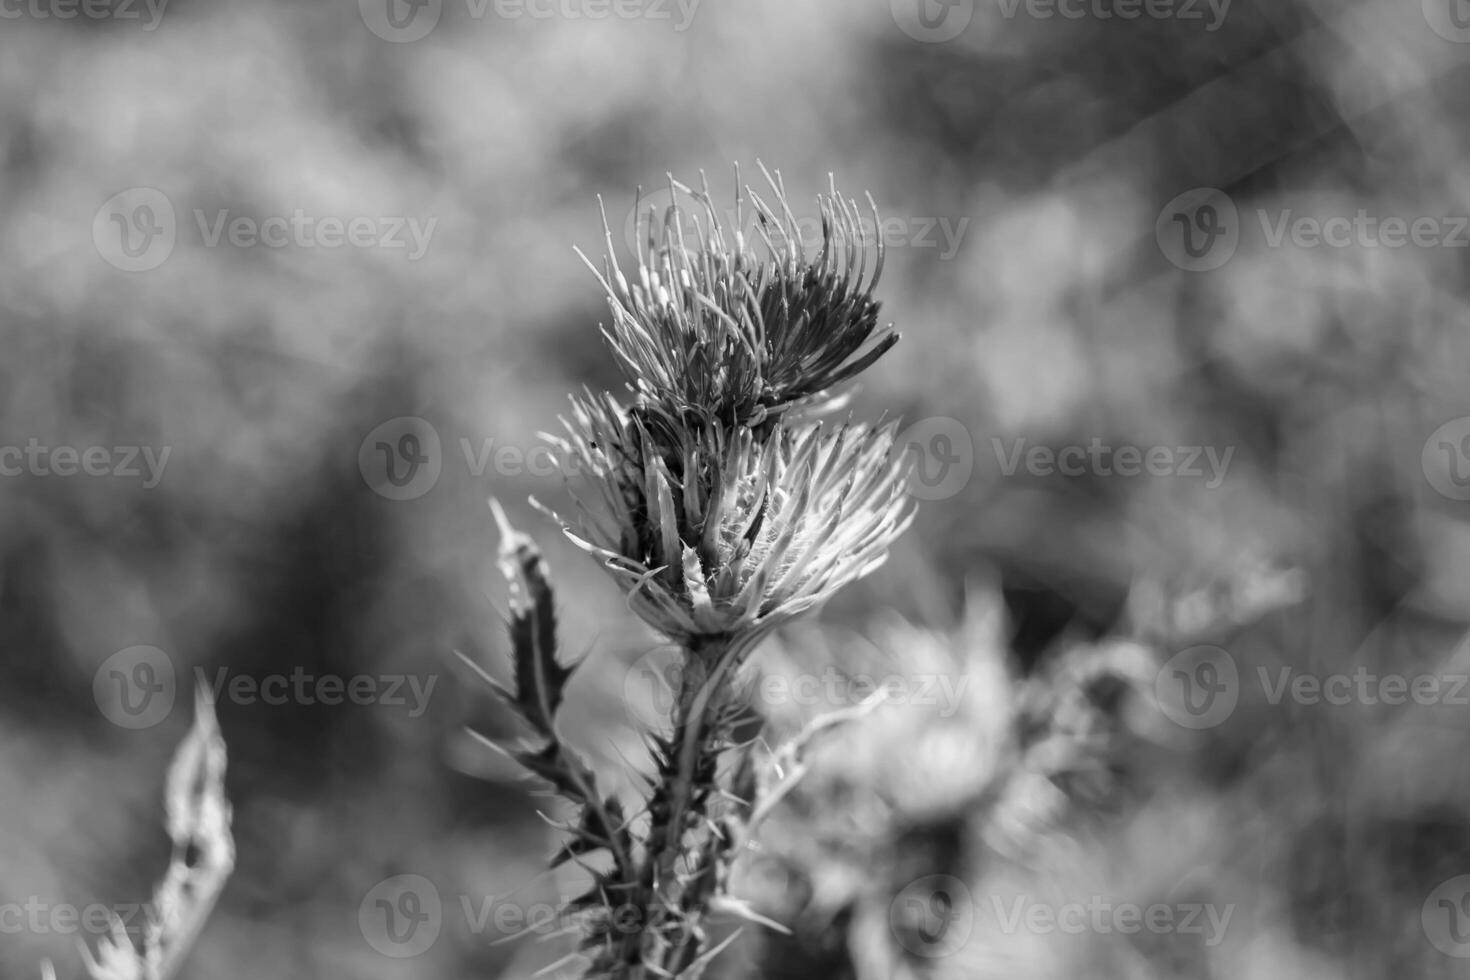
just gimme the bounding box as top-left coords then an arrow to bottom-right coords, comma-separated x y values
493,169 -> 915,979
578,166 -> 898,434
539,391 -> 914,650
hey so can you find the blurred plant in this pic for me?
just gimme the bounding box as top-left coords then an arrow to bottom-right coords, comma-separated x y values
463,168 -> 913,979
40,692 -> 234,980
746,564 -> 1310,979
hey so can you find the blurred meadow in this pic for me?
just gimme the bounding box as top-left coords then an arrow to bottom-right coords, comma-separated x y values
5,0 -> 1470,977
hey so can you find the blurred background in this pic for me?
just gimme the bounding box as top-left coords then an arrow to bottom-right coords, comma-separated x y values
5,0 -> 1470,976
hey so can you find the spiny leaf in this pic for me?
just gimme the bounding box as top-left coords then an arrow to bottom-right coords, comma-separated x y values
511,741 -> 591,798
77,690 -> 234,980
490,498 -> 573,737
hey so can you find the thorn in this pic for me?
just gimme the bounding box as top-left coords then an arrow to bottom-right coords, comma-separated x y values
535,950 -> 590,978
709,896 -> 792,935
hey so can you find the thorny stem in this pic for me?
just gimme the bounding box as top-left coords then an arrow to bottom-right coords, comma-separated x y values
630,641 -> 879,977
637,634 -> 747,976
540,172 -> 913,979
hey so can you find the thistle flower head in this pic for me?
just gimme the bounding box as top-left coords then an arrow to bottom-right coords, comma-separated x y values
537,167 -> 915,655
539,392 -> 914,648
579,165 -> 898,433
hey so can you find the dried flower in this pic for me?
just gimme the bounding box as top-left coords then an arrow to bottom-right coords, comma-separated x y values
539,392 -> 913,650
579,166 -> 897,434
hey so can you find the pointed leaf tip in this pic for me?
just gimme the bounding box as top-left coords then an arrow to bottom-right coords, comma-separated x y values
489,497 -> 516,543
